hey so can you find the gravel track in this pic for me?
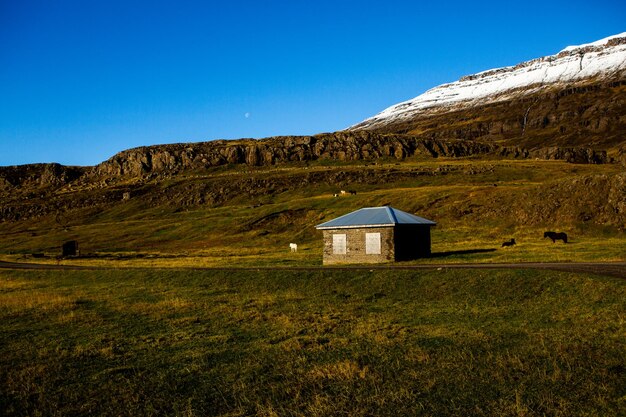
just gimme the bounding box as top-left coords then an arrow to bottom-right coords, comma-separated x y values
1,261 -> 625,279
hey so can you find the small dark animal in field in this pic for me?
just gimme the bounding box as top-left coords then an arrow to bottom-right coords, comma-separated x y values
544,231 -> 568,243
348,190 -> 357,195
501,238 -> 516,247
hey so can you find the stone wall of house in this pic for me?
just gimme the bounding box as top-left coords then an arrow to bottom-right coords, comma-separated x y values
322,227 -> 394,265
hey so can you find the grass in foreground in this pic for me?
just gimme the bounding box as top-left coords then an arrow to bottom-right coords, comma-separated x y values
1,268 -> 624,416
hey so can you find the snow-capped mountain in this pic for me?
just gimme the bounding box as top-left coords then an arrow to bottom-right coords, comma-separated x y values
350,33 -> 626,132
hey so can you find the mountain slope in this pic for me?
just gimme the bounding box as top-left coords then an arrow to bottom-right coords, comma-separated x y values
350,33 -> 626,150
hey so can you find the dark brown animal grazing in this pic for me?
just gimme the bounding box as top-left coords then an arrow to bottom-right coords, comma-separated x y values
544,231 -> 568,243
501,238 -> 516,247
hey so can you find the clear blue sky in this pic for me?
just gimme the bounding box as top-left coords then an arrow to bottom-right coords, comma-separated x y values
1,0 -> 624,166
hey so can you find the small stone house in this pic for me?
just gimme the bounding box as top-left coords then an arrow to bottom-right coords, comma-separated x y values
315,206 -> 436,265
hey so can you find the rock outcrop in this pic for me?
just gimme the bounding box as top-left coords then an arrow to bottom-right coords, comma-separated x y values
90,132 -> 608,180
1,133 -> 610,195
0,163 -> 86,190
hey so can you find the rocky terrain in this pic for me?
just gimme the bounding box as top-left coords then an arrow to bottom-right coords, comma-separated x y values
0,132 -> 613,190
91,132 -> 614,180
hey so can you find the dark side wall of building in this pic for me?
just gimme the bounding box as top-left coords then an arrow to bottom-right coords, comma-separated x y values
393,224 -> 432,261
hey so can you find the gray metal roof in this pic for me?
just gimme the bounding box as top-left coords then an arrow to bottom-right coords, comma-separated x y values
315,206 -> 436,230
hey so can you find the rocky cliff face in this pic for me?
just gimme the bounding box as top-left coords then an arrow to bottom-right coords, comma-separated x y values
90,132 -> 608,180
0,163 -> 86,191
0,132 -> 610,194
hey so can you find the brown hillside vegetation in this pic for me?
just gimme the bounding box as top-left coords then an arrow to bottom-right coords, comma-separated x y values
0,157 -> 624,266
1,160 -> 625,229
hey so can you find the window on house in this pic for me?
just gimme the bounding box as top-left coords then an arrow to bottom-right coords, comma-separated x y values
365,232 -> 381,254
333,234 -> 347,254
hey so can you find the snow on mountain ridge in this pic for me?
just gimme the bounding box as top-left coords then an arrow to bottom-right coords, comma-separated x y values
560,32 -> 626,52
351,33 -> 626,130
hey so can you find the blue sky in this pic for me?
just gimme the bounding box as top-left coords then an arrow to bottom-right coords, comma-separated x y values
1,0 -> 624,166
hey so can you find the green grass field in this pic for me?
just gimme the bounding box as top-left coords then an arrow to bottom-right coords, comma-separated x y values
1,267 -> 624,416
1,159 -> 624,268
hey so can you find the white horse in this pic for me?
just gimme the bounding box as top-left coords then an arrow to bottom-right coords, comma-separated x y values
289,243 -> 298,252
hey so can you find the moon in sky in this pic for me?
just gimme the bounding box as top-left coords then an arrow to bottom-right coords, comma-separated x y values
244,112 -> 250,118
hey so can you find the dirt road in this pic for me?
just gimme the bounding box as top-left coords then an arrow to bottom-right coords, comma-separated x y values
1,260 -> 625,279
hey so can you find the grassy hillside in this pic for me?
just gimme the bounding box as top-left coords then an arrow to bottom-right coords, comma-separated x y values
0,159 -> 624,266
1,268 -> 624,416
